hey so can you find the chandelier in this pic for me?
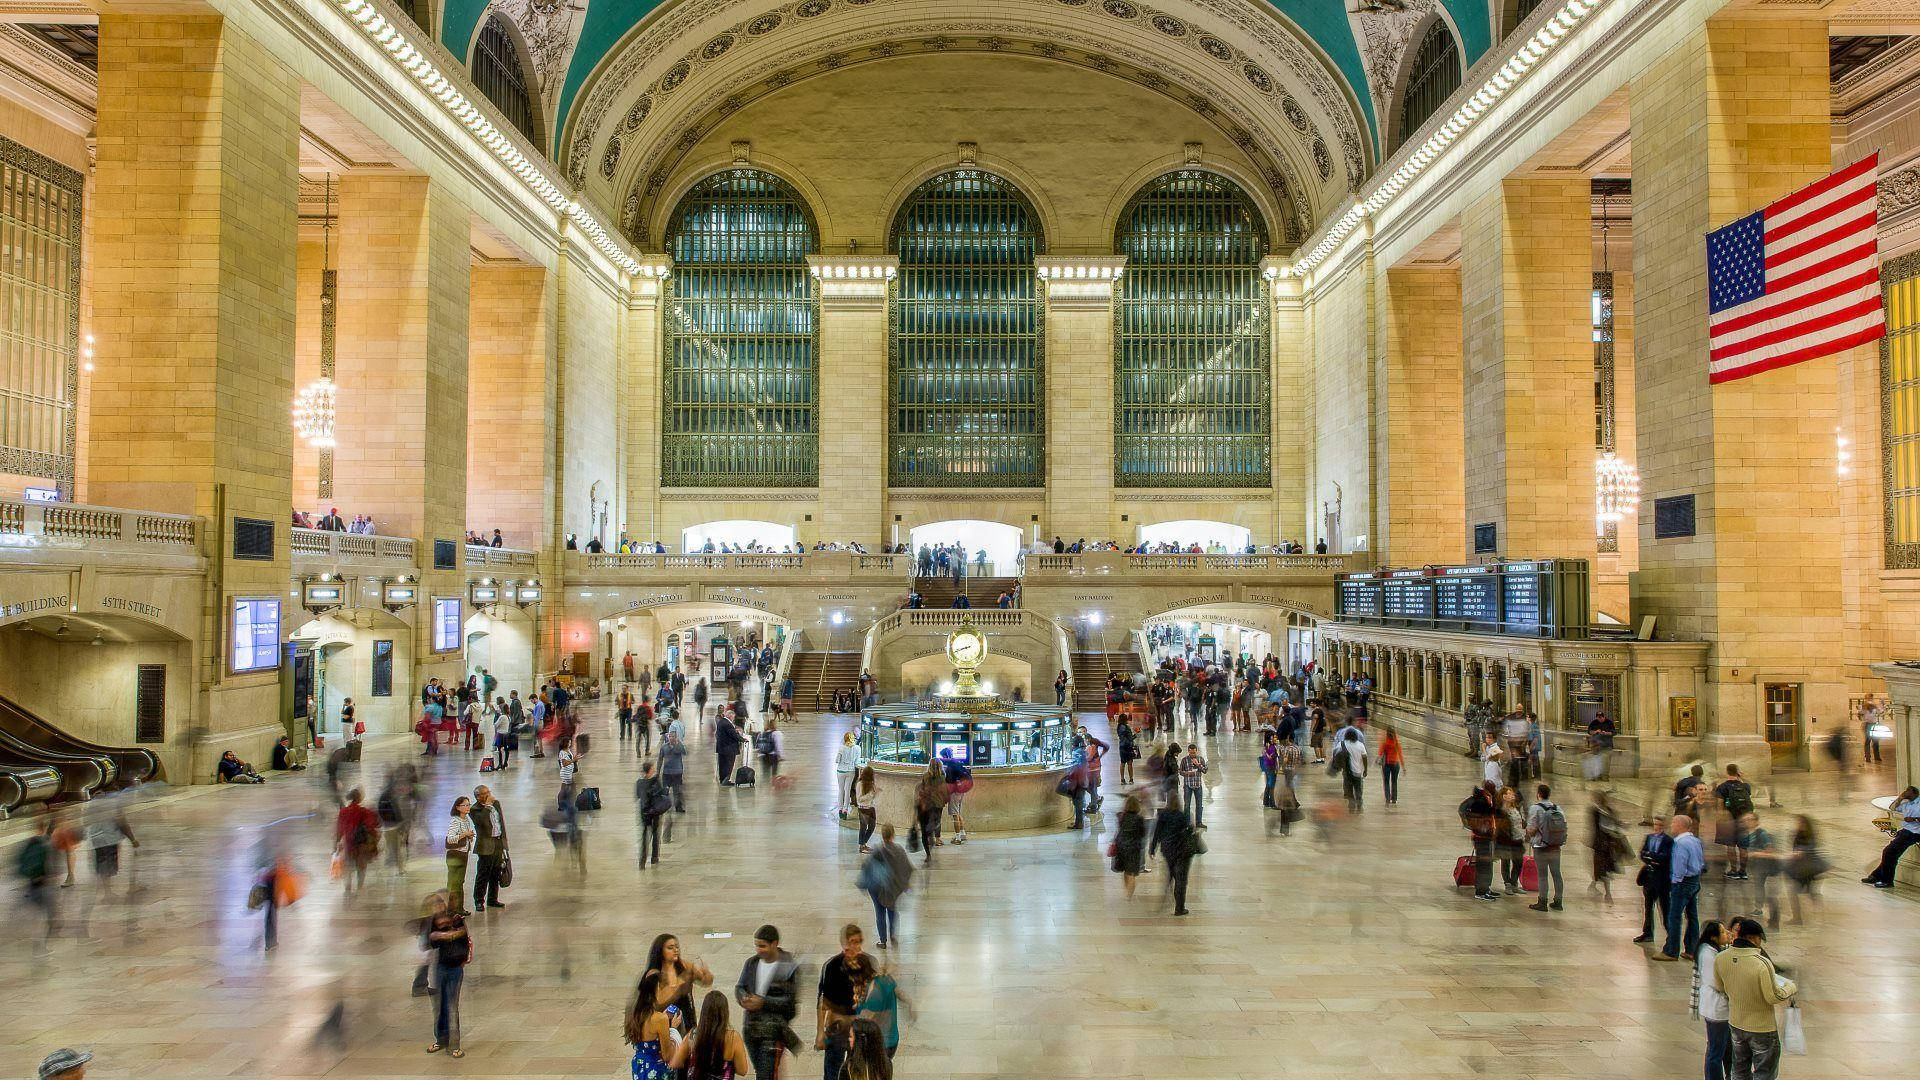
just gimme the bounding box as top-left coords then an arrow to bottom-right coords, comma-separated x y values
292,377 -> 337,448
1595,451 -> 1640,525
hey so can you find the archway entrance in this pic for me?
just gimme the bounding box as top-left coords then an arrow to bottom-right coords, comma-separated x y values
682,519 -> 797,553
908,519 -> 1023,576
1137,519 -> 1251,553
0,612 -> 192,786
291,610 -> 413,737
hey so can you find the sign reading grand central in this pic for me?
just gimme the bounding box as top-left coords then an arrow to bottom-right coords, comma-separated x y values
1335,560 -> 1591,639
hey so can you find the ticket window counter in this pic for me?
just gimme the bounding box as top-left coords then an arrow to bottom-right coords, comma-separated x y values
860,713 -> 1074,768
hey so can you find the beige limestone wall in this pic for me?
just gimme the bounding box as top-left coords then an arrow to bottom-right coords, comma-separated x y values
1629,17 -> 1844,769
1272,275 -> 1310,544
1043,282 -> 1116,540
817,284 -> 888,545
0,629 -> 195,782
1460,177 -> 1597,564
622,280 -> 664,538
1307,257 -> 1374,554
468,264 -> 554,549
554,245 -> 623,551
90,13 -> 301,773
1380,266 -> 1465,567
0,95 -> 86,172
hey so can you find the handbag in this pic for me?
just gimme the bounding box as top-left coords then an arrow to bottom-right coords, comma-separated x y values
1105,840 -> 1118,858
1781,1004 -> 1806,1055
1191,830 -> 1208,856
497,853 -> 514,889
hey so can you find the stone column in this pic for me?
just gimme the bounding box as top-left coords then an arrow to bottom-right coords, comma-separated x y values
333,174 -> 471,691
1270,264 -> 1309,544
622,262 -> 669,543
1460,177 -> 1597,563
1871,663 -> 1919,792
1381,267 -> 1466,565
91,12 -> 300,773
1630,16 -> 1842,771
809,256 -> 895,546
468,264 -> 554,550
1039,258 -> 1124,540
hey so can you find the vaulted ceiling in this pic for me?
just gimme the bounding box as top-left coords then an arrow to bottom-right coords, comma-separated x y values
438,0 -> 1496,247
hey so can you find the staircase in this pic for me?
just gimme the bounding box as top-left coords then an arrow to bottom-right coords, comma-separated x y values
787,651 -> 863,711
1070,651 -> 1145,711
911,575 -> 1019,610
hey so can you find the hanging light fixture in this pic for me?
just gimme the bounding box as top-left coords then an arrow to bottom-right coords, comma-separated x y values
292,377 -> 337,447
294,176 -> 341,469
1595,451 -> 1640,526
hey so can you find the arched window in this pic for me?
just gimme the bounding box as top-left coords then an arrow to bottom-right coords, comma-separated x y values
1113,170 -> 1270,487
472,16 -> 538,145
663,169 -> 819,486
392,0 -> 430,34
1398,20 -> 1462,146
888,170 -> 1046,487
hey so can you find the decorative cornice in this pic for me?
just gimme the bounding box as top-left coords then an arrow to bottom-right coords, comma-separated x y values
660,490 -> 820,502
1035,257 -> 1127,281
0,23 -> 95,136
888,490 -> 1043,501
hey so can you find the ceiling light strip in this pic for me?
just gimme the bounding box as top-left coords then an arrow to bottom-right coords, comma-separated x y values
1287,0 -> 1612,279
332,0 -> 645,279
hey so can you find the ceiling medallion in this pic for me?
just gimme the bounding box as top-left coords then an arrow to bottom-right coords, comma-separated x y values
1151,14 -> 1187,36
796,0 -> 832,17
1101,0 -> 1140,18
747,12 -> 783,34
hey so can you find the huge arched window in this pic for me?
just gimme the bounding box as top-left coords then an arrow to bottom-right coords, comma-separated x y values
1399,20 -> 1462,146
472,16 -> 538,145
664,169 -> 820,486
1113,171 -> 1270,487
888,170 -> 1046,487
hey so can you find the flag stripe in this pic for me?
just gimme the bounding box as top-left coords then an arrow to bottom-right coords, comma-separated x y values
1764,154 -> 1880,220
1764,200 -> 1877,269
1709,267 -> 1881,338
1764,178 -> 1878,245
1709,294 -> 1883,363
1760,238 -> 1879,299
1709,320 -> 1886,384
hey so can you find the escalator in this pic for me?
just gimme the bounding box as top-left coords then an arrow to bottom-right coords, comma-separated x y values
0,691 -> 160,813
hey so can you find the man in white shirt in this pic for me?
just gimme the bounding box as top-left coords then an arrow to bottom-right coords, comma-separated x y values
557,739 -> 577,812
1337,728 -> 1368,811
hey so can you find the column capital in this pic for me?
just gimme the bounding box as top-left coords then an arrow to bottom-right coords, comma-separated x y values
807,255 -> 897,303
629,254 -> 671,302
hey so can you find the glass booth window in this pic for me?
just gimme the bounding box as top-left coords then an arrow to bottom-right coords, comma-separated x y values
1885,253 -> 1920,569
1114,170 -> 1271,487
888,170 -> 1046,487
0,136 -> 81,493
664,169 -> 820,486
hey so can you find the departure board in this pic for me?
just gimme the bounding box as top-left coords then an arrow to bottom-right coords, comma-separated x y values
1336,560 -> 1589,639
1382,572 -> 1435,619
1435,567 -> 1500,623
1337,575 -> 1384,617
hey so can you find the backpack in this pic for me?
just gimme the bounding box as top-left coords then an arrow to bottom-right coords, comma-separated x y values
1721,779 -> 1753,817
17,834 -> 49,881
755,730 -> 775,757
1535,803 -> 1569,848
377,793 -> 402,825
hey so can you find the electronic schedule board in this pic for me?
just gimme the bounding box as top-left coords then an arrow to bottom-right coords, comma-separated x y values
1335,559 -> 1590,638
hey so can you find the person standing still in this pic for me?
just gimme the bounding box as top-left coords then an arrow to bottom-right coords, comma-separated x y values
1635,817 -> 1674,943
470,786 -> 507,911
556,737 -> 578,812
1525,784 -> 1566,911
444,797 -> 474,916
1659,814 -> 1706,960
1712,918 -> 1795,1080
425,906 -> 470,1056
1180,745 -> 1209,829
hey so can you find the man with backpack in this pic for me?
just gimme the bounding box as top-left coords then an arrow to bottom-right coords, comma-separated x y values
17,818 -> 56,945
636,759 -> 673,866
1525,783 -> 1568,911
1715,765 -> 1755,879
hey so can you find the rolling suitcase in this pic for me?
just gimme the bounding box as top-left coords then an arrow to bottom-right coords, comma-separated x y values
1453,855 -> 1476,888
734,765 -> 756,787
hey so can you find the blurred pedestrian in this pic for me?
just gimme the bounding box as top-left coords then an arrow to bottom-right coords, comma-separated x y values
637,759 -> 671,867
1150,787 -> 1199,916
333,788 -> 380,894
425,903 -> 470,1056
859,823 -> 913,949
1112,794 -> 1148,899
735,925 -> 801,1080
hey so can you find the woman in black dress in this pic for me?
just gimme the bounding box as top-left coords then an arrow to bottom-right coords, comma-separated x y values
1116,716 -> 1139,785
1111,795 -> 1148,898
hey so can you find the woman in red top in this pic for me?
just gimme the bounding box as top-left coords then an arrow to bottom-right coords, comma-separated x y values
1377,727 -> 1406,806
334,788 -> 381,893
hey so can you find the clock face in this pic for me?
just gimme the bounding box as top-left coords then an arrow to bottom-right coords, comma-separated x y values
950,634 -> 983,663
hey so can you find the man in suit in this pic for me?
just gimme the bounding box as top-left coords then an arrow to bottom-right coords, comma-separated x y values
1634,816 -> 1672,942
735,924 -> 801,1080
471,785 -> 508,910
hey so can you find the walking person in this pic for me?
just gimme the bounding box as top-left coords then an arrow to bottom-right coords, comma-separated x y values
716,712 -> 744,786
1259,731 -> 1279,809
636,759 -> 672,866
758,716 -> 785,780
1636,816 -> 1674,943
835,730 -> 862,817
735,925 -> 802,1080
1117,714 -> 1139,785
471,786 -> 507,910
1713,918 -> 1795,1080
1055,668 -> 1069,706
1377,726 -> 1404,805
1659,814 -> 1706,961
1525,784 -> 1567,911
1460,781 -> 1499,902
1714,765 -> 1755,879
1150,787 -> 1200,916
1112,794 -> 1149,899
940,748 -> 972,844
492,698 -> 515,768
1589,790 -> 1627,905
333,789 -> 380,895
854,766 -> 879,852
859,824 -> 913,949
1336,727 -> 1367,812
444,796 -> 474,916
1493,786 -> 1527,896
913,763 -> 944,862
425,900 -> 470,1056
1693,920 -> 1733,1080
857,952 -> 912,1064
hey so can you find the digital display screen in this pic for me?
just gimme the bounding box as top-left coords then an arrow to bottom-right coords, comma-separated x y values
1337,577 -> 1384,617
1382,574 -> 1435,619
1435,570 -> 1500,623
1502,570 -> 1543,629
432,597 -> 462,653
230,597 -> 281,673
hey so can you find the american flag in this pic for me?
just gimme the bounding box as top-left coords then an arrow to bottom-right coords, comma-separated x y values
1706,153 -> 1885,385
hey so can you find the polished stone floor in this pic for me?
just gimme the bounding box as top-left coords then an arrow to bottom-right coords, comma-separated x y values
1,694 -> 1914,1078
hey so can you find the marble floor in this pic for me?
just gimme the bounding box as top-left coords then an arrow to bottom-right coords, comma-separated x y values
1,697 -> 1914,1079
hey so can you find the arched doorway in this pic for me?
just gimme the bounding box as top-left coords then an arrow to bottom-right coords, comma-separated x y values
465,606 -> 535,702
291,610 -> 413,737
1137,519 -> 1252,553
908,519 -> 1024,576
0,612 -> 193,784
682,519 -> 797,553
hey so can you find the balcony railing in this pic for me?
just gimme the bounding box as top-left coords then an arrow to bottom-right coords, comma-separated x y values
290,527 -> 416,565
466,543 -> 538,567
572,550 -> 909,581
0,498 -> 198,557
1024,551 -> 1363,578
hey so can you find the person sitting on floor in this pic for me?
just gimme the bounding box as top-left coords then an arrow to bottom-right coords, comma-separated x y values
270,736 -> 306,771
217,750 -> 264,784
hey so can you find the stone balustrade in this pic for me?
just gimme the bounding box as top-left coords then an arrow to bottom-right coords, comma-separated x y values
1024,551 -> 1364,580
465,543 -> 538,567
0,497 -> 199,563
570,549 -> 908,583
290,527 -> 416,566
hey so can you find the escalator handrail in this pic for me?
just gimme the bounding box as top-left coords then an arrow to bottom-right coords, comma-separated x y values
0,724 -> 108,793
0,691 -> 156,784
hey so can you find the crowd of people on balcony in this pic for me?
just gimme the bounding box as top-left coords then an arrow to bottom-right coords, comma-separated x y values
1029,536 -> 1326,556
463,529 -> 508,548
292,508 -> 378,534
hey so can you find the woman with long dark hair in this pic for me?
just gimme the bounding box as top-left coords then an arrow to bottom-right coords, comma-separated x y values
644,932 -> 713,1031
624,969 -> 674,1079
914,763 -> 945,862
667,989 -> 751,1079
843,1016 -> 893,1080
854,766 -> 879,853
